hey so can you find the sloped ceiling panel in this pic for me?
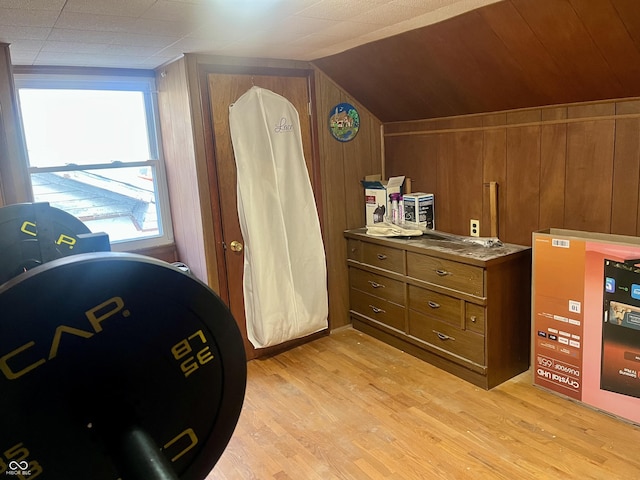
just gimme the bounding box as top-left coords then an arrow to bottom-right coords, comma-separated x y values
312,0 -> 640,122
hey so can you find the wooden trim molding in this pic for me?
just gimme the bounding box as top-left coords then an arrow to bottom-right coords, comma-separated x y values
385,98 -> 640,136
0,44 -> 31,204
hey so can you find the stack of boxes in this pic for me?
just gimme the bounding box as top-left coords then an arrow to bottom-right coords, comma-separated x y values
361,175 -> 435,229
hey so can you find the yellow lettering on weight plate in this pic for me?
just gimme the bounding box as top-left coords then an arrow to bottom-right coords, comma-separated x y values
0,296 -> 128,380
19,221 -> 37,237
163,428 -> 198,463
48,326 -> 94,360
0,342 -> 45,380
55,234 -> 76,249
18,221 -> 78,250
86,297 -> 126,333
171,330 -> 215,378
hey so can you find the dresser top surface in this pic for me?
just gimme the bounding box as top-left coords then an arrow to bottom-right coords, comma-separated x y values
345,228 -> 530,263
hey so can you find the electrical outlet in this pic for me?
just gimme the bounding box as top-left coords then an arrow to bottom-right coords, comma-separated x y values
470,219 -> 480,237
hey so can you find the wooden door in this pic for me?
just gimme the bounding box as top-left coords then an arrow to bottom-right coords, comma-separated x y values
208,72 -> 321,360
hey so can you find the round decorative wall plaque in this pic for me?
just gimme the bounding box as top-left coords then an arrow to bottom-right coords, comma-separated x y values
329,102 -> 360,142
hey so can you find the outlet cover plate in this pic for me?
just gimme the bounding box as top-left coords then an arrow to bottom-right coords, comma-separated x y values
470,219 -> 480,237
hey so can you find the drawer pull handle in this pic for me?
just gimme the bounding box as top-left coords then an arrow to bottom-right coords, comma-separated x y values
368,281 -> 385,289
369,305 -> 386,314
435,269 -> 450,276
428,301 -> 440,309
470,315 -> 477,323
433,330 -> 455,341
377,254 -> 387,260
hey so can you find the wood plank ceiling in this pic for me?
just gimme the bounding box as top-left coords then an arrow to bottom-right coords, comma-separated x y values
312,0 -> 640,122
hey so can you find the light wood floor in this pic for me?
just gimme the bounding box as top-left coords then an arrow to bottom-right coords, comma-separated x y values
206,328 -> 640,480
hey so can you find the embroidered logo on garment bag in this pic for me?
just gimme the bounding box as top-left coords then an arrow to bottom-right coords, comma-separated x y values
274,117 -> 294,133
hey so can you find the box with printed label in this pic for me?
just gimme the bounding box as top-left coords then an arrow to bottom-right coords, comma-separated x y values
362,183 -> 387,226
403,193 -> 434,228
532,228 -> 640,425
361,176 -> 405,226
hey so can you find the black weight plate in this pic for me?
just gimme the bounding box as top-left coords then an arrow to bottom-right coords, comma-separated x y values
0,203 -> 93,285
0,252 -> 246,480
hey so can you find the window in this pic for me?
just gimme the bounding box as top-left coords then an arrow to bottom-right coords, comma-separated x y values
15,72 -> 173,250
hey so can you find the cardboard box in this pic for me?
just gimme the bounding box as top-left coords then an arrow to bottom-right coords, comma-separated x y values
362,181 -> 387,226
403,192 -> 434,229
361,176 -> 405,226
532,228 -> 640,425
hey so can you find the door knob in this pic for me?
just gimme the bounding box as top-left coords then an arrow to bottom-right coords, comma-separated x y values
229,240 -> 243,252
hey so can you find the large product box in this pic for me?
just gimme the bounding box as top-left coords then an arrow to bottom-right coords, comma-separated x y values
361,176 -> 404,226
403,192 -> 434,229
532,229 -> 640,425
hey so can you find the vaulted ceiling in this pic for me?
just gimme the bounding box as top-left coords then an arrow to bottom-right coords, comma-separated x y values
0,0 -> 500,69
312,0 -> 640,122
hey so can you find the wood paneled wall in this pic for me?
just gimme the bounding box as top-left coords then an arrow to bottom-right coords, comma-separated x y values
313,67 -> 382,329
155,57 -> 211,285
384,98 -> 640,246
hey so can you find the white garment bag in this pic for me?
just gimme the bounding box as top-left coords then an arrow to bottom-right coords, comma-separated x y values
228,86 -> 328,348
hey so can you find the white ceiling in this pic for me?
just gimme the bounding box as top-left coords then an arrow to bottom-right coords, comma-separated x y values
0,0 -> 500,69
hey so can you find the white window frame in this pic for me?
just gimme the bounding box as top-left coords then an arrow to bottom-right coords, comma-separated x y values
14,71 -> 174,252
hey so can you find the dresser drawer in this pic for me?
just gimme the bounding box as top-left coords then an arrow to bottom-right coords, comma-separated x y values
408,285 -> 461,326
362,243 -> 405,274
465,303 -> 485,334
407,252 -> 484,296
350,268 -> 405,306
347,239 -> 361,261
350,289 -> 405,331
409,310 -> 484,365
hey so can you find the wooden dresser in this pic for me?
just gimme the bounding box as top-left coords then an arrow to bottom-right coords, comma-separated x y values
345,229 -> 531,389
